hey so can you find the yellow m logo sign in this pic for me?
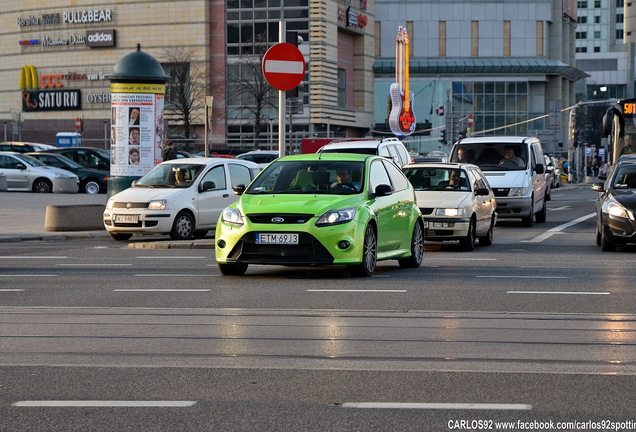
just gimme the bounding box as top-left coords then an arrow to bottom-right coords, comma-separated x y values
19,65 -> 38,90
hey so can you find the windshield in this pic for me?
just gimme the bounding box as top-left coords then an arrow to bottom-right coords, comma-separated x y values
13,153 -> 47,167
403,167 -> 471,191
450,143 -> 528,171
247,160 -> 365,194
135,163 -> 204,188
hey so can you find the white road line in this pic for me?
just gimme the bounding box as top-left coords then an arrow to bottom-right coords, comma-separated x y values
0,275 -> 57,277
134,274 -> 214,277
426,258 -> 497,261
307,289 -> 407,293
56,264 -> 132,267
507,291 -> 609,295
0,256 -> 67,259
477,276 -> 567,279
12,400 -> 197,407
136,256 -> 207,259
523,212 -> 595,243
0,289 -> 25,292
114,289 -> 211,292
341,402 -> 532,410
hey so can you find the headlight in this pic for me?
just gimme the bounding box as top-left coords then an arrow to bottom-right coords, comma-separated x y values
508,187 -> 529,197
147,200 -> 166,210
221,207 -> 244,226
106,199 -> 115,210
435,208 -> 464,216
607,201 -> 629,219
316,207 -> 356,226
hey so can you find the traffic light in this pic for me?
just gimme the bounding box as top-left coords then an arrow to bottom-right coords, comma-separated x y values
439,129 -> 447,145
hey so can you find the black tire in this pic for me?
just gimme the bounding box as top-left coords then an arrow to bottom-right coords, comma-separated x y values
193,230 -> 209,239
595,220 -> 602,246
600,226 -> 616,252
348,225 -> 377,277
398,220 -> 424,268
535,200 -> 547,223
218,262 -> 248,276
169,211 -> 195,240
479,215 -> 495,246
522,201 -> 534,227
545,185 -> 551,201
82,179 -> 101,195
110,233 -> 133,241
32,178 -> 52,193
459,218 -> 476,251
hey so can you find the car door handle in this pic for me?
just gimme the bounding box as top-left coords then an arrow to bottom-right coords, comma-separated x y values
223,194 -> 229,198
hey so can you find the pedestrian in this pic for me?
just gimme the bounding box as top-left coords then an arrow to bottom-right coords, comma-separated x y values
162,140 -> 177,161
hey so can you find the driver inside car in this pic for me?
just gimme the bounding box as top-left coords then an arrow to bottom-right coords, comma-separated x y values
499,146 -> 524,166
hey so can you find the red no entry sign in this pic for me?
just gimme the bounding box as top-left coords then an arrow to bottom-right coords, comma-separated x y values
262,43 -> 306,91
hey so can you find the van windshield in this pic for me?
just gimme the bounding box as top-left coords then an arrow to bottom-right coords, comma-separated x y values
450,144 -> 527,171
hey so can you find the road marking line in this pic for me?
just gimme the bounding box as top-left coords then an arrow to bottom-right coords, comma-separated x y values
0,256 -> 67,259
477,276 -> 567,279
0,275 -> 57,277
307,289 -> 407,292
57,264 -> 132,267
523,212 -> 595,243
134,274 -> 214,277
0,289 -> 25,292
507,291 -> 609,295
548,206 -> 571,211
114,289 -> 211,292
136,256 -> 207,259
341,402 -> 532,410
12,400 -> 197,407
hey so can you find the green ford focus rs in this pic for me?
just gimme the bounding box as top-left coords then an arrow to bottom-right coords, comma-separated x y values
215,153 -> 425,277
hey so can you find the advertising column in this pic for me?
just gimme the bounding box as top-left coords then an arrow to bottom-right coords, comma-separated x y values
106,44 -> 169,196
110,83 -> 164,176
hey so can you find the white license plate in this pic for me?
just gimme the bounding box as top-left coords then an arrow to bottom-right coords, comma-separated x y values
114,214 -> 139,223
256,233 -> 299,245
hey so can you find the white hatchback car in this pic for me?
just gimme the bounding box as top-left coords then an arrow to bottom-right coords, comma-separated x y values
235,150 -> 280,168
402,162 -> 497,251
103,158 -> 260,241
0,151 -> 79,193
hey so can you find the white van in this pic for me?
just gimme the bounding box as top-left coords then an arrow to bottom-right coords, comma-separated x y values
449,136 -> 546,226
317,137 -> 412,167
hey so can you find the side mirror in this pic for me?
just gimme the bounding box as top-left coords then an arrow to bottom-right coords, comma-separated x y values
374,184 -> 394,197
535,163 -> 545,175
474,188 -> 490,196
592,182 -> 605,192
232,184 -> 246,195
598,173 -> 607,181
16,163 -> 26,170
602,107 -> 613,136
200,181 -> 216,191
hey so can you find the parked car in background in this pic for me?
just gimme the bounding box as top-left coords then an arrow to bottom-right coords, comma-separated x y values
317,137 -> 413,167
28,152 -> 109,194
0,142 -> 38,153
215,153 -> 425,276
236,150 -> 280,167
545,155 -> 561,188
543,155 -> 554,201
0,151 -> 79,193
176,150 -> 202,159
46,146 -> 110,170
592,158 -> 636,251
403,162 -> 497,251
104,157 -> 261,241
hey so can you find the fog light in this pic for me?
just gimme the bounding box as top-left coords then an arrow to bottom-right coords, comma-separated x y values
217,239 -> 226,248
338,240 -> 350,249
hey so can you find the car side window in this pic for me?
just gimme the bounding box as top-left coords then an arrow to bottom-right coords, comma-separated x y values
228,163 -> 253,187
200,165 -> 227,190
0,155 -> 12,168
382,160 -> 409,191
369,160 -> 391,192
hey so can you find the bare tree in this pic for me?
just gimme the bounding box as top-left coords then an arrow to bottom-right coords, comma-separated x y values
226,34 -> 277,149
161,47 -> 207,140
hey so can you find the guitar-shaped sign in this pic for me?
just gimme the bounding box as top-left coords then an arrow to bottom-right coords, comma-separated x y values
388,26 -> 416,136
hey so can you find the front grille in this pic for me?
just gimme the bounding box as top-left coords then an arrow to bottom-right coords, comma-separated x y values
227,232 -> 333,264
247,213 -> 314,224
492,188 -> 510,197
112,202 -> 147,209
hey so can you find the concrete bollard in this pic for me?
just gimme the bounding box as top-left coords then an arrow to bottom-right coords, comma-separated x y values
45,204 -> 105,231
0,175 -> 7,192
53,177 -> 79,194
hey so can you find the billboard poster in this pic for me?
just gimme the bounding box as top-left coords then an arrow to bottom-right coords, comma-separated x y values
109,83 -> 165,177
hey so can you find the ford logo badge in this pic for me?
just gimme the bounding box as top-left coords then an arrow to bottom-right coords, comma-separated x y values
271,217 -> 284,223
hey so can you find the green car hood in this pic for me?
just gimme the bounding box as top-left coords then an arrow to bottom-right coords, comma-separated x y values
236,193 -> 363,217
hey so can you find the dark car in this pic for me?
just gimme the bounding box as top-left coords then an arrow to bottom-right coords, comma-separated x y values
0,142 -> 37,153
592,159 -> 636,251
46,147 -> 110,170
28,152 -> 109,194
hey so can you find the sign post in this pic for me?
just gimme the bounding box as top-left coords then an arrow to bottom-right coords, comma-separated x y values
262,21 -> 306,158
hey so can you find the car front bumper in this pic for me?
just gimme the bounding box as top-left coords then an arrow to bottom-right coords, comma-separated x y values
493,196 -> 533,219
604,212 -> 636,244
423,216 -> 471,241
103,208 -> 175,234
